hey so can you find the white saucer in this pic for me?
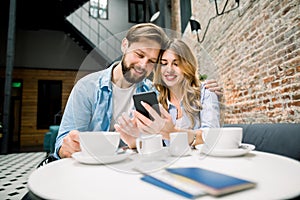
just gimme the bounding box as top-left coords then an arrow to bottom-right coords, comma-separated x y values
72,151 -> 132,165
169,147 -> 192,157
195,143 -> 255,157
137,147 -> 169,160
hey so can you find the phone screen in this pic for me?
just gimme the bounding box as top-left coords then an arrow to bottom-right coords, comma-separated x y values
133,91 -> 160,119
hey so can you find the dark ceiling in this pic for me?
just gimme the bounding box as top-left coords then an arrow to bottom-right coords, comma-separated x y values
1,0 -> 89,31
0,0 -> 99,55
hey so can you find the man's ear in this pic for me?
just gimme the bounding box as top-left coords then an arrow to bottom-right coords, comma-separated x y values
121,38 -> 128,53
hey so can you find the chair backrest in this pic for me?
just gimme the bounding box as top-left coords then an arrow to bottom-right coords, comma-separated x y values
223,123 -> 300,161
49,125 -> 60,154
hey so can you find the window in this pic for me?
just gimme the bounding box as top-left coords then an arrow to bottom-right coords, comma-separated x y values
180,0 -> 192,33
128,0 -> 146,23
90,0 -> 99,18
37,80 -> 62,129
89,0 -> 108,19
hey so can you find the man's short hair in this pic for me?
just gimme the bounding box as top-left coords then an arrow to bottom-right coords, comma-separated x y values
125,23 -> 169,50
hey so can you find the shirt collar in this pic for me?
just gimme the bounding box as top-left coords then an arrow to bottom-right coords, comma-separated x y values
99,62 -> 118,91
166,97 -> 177,110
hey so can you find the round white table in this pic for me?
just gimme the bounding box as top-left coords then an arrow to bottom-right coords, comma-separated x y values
27,150 -> 300,200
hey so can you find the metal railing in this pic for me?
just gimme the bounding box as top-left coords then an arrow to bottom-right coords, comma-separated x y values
66,2 -> 122,63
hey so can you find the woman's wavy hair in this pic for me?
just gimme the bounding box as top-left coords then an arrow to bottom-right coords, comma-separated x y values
153,39 -> 202,128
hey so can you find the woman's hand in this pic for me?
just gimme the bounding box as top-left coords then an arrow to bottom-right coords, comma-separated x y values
133,102 -> 176,140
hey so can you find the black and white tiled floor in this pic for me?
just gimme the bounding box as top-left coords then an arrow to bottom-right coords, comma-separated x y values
0,152 -> 46,200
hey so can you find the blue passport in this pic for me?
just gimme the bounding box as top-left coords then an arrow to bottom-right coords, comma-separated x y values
141,170 -> 206,199
140,167 -> 256,198
166,167 -> 256,196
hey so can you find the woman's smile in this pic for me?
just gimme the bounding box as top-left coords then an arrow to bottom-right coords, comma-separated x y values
164,74 -> 177,82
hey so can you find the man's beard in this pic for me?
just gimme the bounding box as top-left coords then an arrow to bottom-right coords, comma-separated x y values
121,59 -> 147,83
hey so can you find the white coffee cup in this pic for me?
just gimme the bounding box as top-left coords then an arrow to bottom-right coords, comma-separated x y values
202,127 -> 243,151
79,131 -> 120,156
169,132 -> 191,156
136,134 -> 163,155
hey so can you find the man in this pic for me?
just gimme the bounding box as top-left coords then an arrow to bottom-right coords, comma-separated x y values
54,23 -> 222,159
54,23 -> 169,159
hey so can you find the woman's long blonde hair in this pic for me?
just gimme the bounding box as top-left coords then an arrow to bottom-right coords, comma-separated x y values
153,39 -> 202,128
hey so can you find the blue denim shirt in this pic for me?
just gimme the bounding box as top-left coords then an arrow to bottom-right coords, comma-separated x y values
54,63 -> 153,159
162,84 -> 220,146
168,84 -> 220,129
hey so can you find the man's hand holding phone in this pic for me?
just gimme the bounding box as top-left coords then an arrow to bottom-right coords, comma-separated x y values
114,113 -> 140,149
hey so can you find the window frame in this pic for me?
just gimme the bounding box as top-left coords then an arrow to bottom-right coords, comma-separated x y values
89,0 -> 109,20
128,0 -> 146,23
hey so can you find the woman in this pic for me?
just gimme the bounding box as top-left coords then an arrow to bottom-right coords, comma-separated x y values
115,39 -> 220,148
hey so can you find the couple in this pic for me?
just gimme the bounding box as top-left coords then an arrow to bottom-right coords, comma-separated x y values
54,23 -> 221,159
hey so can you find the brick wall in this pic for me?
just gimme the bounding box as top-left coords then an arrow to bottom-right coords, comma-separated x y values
185,0 -> 300,124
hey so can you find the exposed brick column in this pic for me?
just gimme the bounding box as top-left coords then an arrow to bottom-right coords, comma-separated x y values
171,0 -> 181,33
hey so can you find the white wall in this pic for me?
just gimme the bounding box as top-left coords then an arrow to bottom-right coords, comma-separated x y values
14,30 -> 87,70
99,0 -> 136,34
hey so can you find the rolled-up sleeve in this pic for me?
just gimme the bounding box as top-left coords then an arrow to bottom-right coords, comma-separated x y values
53,76 -> 95,159
200,86 -> 220,128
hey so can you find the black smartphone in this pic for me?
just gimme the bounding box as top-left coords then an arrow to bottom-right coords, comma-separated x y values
133,91 -> 160,120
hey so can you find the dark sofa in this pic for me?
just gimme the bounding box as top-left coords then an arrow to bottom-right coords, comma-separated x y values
223,123 -> 300,161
